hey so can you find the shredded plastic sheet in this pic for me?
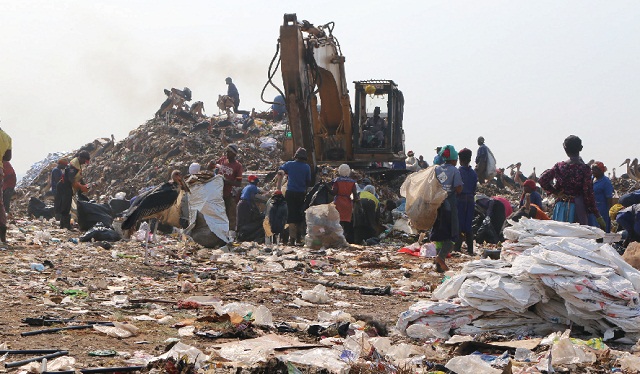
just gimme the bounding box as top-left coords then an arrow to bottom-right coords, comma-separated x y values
399,166 -> 447,230
188,175 -> 229,242
397,221 -> 640,338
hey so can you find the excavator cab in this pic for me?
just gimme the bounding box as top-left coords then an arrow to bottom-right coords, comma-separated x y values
353,80 -> 405,163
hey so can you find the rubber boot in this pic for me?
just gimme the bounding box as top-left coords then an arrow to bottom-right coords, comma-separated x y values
466,237 -> 475,256
0,225 -> 6,243
288,223 -> 297,246
60,214 -> 71,230
296,223 -> 305,246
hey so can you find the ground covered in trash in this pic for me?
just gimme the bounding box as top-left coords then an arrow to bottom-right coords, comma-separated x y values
0,216 -> 480,372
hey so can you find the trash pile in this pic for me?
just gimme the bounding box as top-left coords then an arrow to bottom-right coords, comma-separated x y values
16,110 -> 287,211
397,218 -> 640,372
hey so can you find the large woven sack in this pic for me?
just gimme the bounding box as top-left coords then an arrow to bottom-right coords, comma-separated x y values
400,166 -> 447,230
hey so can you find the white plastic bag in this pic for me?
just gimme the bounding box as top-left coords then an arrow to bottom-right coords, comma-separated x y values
400,166 -> 447,230
304,204 -> 347,249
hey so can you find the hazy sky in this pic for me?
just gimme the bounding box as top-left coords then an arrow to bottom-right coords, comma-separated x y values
1,0 -> 639,180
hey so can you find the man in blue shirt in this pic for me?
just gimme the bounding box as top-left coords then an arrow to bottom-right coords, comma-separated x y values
278,147 -> 312,245
475,136 -> 490,183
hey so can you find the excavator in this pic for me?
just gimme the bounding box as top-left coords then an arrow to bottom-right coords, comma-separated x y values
264,14 -> 405,178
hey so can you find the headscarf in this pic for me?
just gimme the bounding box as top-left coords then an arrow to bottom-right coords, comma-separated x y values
338,163 -> 351,177
523,179 -> 536,190
594,161 -> 606,173
439,145 -> 458,161
188,163 -> 201,175
363,185 -> 375,195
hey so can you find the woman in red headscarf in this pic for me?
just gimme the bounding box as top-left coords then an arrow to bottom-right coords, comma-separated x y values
588,161 -> 614,232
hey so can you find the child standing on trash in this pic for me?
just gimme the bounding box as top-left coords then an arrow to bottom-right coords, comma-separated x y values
430,145 -> 463,272
455,148 -> 477,255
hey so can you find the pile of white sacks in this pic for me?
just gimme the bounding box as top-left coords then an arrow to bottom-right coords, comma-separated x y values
397,218 -> 640,342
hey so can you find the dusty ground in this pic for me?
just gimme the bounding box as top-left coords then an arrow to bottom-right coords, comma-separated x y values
0,215 -> 472,371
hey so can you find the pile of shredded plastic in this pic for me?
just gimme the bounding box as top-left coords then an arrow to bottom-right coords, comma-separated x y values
397,218 -> 640,342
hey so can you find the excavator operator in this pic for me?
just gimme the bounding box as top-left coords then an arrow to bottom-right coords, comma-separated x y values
361,106 -> 386,148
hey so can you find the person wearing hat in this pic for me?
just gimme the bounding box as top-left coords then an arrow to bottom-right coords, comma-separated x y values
54,150 -> 91,230
405,150 -> 420,172
236,175 -> 267,242
433,147 -> 444,166
430,145 -> 463,272
353,184 -> 379,244
539,135 -> 605,229
588,161 -> 614,232
50,158 -> 69,196
225,77 -> 240,112
333,164 -> 359,243
213,144 -> 244,237
454,148 -> 477,255
278,147 -> 311,245
519,179 -> 543,210
0,127 -> 11,247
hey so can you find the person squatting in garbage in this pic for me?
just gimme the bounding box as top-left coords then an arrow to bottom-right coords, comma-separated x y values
538,135 -> 606,230
278,147 -> 311,245
455,148 -> 477,255
510,192 -> 550,222
50,158 -> 68,197
430,145 -> 463,272
519,179 -> 543,209
616,203 -> 640,247
333,164 -> 360,244
236,175 -> 269,242
54,150 -> 91,230
211,144 -> 243,239
588,161 -> 614,232
0,127 -> 12,248
353,184 -> 380,244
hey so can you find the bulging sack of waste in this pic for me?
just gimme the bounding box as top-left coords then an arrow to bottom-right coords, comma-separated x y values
304,204 -> 347,249
400,166 -> 447,230
76,200 -> 113,231
80,222 -> 122,242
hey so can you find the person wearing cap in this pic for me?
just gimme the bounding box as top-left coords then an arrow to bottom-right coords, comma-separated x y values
405,151 -> 420,172
278,147 -> 311,245
51,158 -> 69,196
430,145 -> 463,272
519,179 -> 543,209
236,175 -> 267,242
475,136 -> 492,184
0,127 -> 10,247
361,106 -> 386,148
588,161 -> 614,232
54,150 -> 91,230
333,164 -> 359,243
213,144 -> 243,236
225,77 -> 240,112
433,147 -> 444,166
539,135 -> 605,229
455,148 -> 477,255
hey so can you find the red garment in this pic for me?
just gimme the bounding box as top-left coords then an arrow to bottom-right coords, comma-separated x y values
530,204 -> 550,220
492,196 -> 513,217
217,157 -> 243,198
332,178 -> 356,222
2,162 -> 16,191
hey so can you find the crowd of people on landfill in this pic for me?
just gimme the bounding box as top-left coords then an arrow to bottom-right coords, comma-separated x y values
3,79 -> 640,267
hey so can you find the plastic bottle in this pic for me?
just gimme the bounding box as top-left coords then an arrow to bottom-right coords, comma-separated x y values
30,263 -> 45,272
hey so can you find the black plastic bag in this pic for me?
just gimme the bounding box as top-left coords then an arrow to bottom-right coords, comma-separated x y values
76,200 -> 113,231
27,197 -> 55,219
109,199 -> 130,217
79,223 -> 121,242
476,217 -> 499,244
